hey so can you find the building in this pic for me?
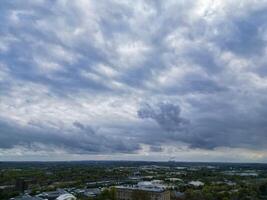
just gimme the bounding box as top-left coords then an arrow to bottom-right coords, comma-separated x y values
72,188 -> 101,198
116,181 -> 170,200
83,188 -> 101,198
188,181 -> 204,187
10,194 -> 43,200
10,191 -> 76,200
36,189 -> 76,200
55,194 -> 76,200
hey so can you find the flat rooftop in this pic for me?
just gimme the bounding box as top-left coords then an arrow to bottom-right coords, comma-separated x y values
115,185 -> 166,192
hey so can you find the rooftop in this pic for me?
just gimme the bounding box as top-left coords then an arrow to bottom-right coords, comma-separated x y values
10,194 -> 43,200
116,181 -> 166,192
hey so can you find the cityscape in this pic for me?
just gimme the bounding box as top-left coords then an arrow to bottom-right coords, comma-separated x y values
0,161 -> 267,200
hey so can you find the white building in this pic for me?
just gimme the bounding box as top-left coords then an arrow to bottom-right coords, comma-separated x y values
56,194 -> 76,200
116,181 -> 170,200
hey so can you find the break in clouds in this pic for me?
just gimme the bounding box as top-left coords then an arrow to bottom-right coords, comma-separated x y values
1,0 -> 267,162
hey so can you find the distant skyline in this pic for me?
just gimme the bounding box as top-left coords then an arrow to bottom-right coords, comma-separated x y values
1,0 -> 267,162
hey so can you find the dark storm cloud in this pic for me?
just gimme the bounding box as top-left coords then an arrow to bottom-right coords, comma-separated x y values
149,145 -> 163,152
138,103 -> 189,132
0,119 -> 139,154
137,100 -> 267,150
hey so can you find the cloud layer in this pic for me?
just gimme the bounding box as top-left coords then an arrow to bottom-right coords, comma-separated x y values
1,0 -> 267,161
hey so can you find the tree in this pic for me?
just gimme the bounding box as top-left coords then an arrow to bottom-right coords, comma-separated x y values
259,182 -> 267,196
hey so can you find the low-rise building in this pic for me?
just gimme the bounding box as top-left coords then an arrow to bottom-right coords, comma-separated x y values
188,181 -> 204,187
116,181 -> 170,200
36,189 -> 76,200
10,194 -> 43,200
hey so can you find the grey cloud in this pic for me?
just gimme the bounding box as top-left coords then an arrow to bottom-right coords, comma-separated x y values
137,100 -> 267,150
138,103 -> 189,132
149,145 -> 163,152
161,75 -> 227,95
73,121 -> 87,131
0,120 -> 140,154
211,8 -> 267,56
1,0 -> 267,160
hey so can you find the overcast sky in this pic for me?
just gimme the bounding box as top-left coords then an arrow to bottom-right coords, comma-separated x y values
1,0 -> 267,162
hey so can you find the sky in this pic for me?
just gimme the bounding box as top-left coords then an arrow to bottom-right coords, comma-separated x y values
1,0 -> 267,162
